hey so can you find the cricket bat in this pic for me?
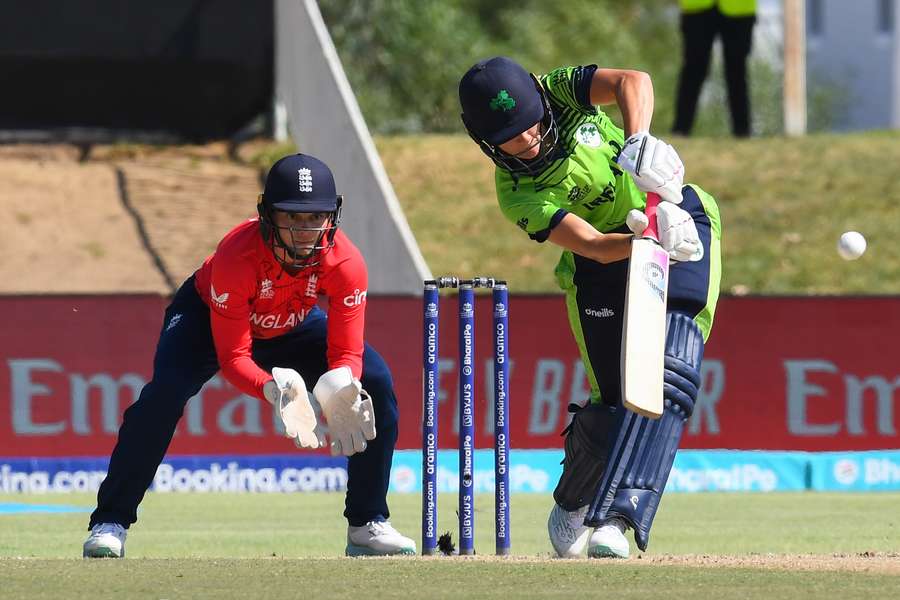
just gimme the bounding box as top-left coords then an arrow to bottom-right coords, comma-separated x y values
621,192 -> 669,419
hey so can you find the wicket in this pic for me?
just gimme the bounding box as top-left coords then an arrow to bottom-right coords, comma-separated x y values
422,276 -> 510,556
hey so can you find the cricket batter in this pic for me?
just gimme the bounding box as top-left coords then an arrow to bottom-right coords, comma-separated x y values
459,57 -> 722,558
83,153 -> 416,558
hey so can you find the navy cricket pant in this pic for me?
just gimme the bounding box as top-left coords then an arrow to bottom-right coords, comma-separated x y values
90,276 -> 399,529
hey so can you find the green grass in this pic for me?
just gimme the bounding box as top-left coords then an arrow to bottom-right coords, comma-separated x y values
3,559 -> 897,600
370,132 -> 900,294
2,492 -> 899,598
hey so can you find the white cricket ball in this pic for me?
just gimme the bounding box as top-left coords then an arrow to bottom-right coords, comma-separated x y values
837,231 -> 867,261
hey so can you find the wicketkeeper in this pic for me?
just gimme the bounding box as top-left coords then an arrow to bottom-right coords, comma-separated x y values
459,57 -> 723,558
83,153 -> 416,558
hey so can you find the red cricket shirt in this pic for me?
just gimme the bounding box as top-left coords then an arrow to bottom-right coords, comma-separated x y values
194,219 -> 367,400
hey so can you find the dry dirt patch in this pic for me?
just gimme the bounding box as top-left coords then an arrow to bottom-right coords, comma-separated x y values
0,143 -> 261,294
631,552 -> 900,575
403,552 -> 900,575
0,157 -> 167,293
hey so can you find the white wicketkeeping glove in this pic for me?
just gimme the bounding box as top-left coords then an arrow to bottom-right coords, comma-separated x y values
313,367 -> 377,457
625,203 -> 703,262
263,367 -> 327,450
616,132 -> 685,205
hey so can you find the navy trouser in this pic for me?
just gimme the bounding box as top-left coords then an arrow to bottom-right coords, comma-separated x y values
90,276 -> 399,529
673,7 -> 755,137
566,185 -> 721,406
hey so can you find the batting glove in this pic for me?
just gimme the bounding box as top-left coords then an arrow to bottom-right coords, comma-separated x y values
625,204 -> 703,262
616,132 -> 685,205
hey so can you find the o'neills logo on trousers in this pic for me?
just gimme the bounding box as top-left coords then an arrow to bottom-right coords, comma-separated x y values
250,309 -> 309,330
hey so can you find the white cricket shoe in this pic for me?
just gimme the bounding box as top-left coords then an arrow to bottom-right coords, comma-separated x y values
547,504 -> 593,558
83,522 -> 127,558
346,521 -> 416,556
588,516 -> 630,559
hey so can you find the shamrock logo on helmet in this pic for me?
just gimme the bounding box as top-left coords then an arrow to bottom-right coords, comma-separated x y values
489,90 -> 516,112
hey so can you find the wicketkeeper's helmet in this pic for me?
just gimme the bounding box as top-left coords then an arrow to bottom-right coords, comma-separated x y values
257,153 -> 342,268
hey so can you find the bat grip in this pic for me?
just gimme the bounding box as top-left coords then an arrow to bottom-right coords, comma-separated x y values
643,192 -> 662,242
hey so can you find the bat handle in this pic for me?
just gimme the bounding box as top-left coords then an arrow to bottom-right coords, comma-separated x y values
643,192 -> 662,242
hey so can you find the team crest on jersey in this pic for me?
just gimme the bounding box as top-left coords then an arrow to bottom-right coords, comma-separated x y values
259,278 -> 274,299
575,123 -> 603,147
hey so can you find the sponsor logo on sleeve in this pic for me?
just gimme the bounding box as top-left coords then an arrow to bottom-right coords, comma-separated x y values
210,284 -> 229,309
343,288 -> 367,307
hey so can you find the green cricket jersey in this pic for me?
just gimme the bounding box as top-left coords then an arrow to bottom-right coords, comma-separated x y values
496,65 -> 644,239
494,65 -> 722,312
494,65 -> 645,289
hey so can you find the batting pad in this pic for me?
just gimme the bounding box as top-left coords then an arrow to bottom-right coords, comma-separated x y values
584,312 -> 704,551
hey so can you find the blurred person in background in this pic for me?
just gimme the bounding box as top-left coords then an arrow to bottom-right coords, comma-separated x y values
83,153 -> 415,558
672,0 -> 757,137
458,56 -> 721,558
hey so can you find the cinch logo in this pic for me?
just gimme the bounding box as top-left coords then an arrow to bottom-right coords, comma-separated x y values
210,284 -> 229,309
259,279 -> 274,299
343,288 -> 367,307
298,168 -> 312,192
575,123 -> 603,147
584,307 -> 614,318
